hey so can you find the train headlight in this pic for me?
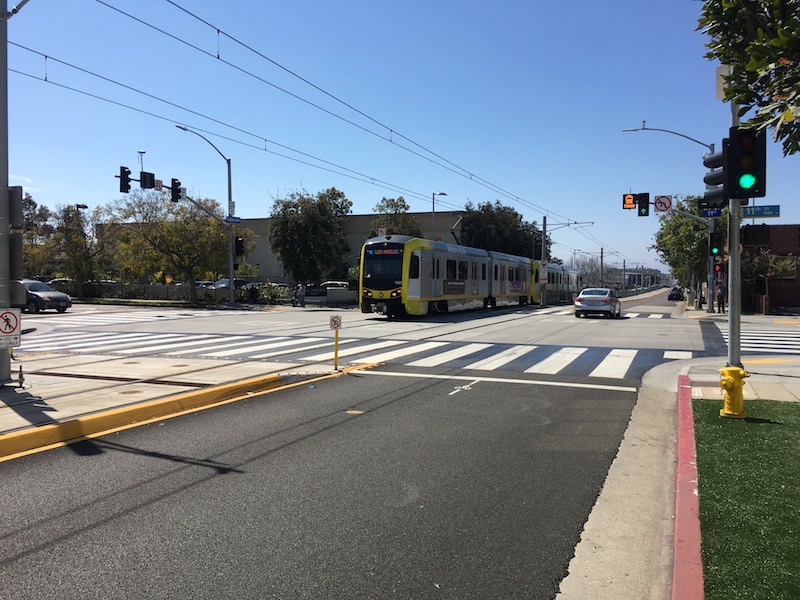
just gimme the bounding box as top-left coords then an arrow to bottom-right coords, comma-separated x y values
362,289 -> 373,298
390,288 -> 402,298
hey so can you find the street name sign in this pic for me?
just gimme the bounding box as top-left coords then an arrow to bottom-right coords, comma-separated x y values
742,205 -> 780,218
701,208 -> 723,218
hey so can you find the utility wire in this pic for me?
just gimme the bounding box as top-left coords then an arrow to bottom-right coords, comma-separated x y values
95,0 -> 575,222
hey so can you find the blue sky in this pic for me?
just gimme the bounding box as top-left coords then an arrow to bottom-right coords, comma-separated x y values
8,0 -> 797,271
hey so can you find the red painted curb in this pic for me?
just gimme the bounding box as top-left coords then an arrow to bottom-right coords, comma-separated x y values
672,374 -> 704,599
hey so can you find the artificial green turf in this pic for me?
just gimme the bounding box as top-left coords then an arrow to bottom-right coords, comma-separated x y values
692,399 -> 800,600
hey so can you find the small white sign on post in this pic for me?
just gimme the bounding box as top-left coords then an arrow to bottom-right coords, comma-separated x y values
330,315 -> 342,371
0,308 -> 22,348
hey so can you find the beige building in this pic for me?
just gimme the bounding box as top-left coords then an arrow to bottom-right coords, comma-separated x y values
241,210 -> 466,284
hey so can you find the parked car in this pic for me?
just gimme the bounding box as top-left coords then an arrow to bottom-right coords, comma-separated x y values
668,288 -> 685,301
11,279 -> 72,313
319,280 -> 349,290
207,278 -> 248,290
574,287 -> 621,318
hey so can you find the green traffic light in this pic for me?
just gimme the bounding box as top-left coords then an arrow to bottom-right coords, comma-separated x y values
738,173 -> 757,189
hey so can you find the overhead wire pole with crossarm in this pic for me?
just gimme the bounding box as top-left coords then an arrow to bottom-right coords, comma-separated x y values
622,121 -> 717,313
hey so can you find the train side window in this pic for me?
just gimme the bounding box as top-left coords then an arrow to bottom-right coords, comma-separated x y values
458,260 -> 468,279
409,254 -> 420,279
482,263 -> 487,280
446,259 -> 456,279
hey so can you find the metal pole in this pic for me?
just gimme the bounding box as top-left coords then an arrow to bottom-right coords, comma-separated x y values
431,192 -> 435,240
728,104 -> 742,367
1,1 -> 11,383
707,219 -> 716,313
540,215 -> 547,306
175,126 -> 235,304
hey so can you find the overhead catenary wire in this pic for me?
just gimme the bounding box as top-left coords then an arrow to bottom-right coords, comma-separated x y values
12,3 -> 638,264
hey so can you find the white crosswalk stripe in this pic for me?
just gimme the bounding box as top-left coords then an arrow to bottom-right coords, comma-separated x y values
352,341 -> 449,364
405,343 -> 492,368
525,347 -> 588,374
464,345 -> 534,370
719,326 -> 800,354
46,310 -> 223,328
590,349 -> 637,378
16,330 -> 695,379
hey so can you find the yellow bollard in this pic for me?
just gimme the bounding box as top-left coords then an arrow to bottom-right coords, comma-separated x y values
719,366 -> 750,419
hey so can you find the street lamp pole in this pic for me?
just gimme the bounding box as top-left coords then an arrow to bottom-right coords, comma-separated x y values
176,125 -> 235,305
432,192 -> 446,240
623,121 -> 717,314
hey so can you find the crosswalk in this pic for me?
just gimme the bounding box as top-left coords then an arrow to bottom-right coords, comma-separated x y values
24,309 -> 225,328
549,309 -> 668,319
718,326 -> 800,355
16,329 -> 694,381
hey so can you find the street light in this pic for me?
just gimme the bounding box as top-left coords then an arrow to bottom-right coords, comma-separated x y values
176,125 -> 235,305
432,191 -> 446,240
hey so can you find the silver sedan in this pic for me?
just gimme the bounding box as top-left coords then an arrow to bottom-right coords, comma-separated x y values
574,287 -> 621,318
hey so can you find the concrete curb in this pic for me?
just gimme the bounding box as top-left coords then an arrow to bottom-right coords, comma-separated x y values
0,372 -> 287,460
672,375 -> 704,599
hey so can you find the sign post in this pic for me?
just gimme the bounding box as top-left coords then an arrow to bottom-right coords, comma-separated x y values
330,315 -> 342,371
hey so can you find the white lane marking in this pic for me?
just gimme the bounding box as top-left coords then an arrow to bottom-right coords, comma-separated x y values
358,370 -> 638,393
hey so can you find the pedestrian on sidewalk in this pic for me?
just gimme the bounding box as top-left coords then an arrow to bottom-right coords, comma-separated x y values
716,283 -> 727,313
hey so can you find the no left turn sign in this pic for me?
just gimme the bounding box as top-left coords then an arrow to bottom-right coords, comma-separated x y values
654,195 -> 672,212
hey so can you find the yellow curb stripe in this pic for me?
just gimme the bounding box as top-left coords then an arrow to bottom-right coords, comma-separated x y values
0,373 -> 285,460
0,363 -> 376,462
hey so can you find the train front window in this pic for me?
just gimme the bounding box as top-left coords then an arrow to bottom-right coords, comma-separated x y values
363,245 -> 404,285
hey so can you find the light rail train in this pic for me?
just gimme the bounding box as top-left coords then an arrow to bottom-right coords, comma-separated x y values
359,235 -> 580,317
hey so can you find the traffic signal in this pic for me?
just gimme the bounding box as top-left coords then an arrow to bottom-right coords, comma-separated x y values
140,171 -> 156,189
119,166 -> 131,193
637,193 -> 649,216
714,260 -> 723,274
709,232 -> 723,257
622,194 -> 636,210
234,236 -> 244,256
170,179 -> 182,202
702,142 -> 727,208
726,126 -> 766,198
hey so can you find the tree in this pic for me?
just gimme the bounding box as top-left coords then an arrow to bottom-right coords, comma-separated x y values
108,190 -> 230,304
699,0 -> 800,155
51,205 -> 113,298
369,196 -> 423,238
268,187 -> 353,284
650,196 -> 726,293
460,200 -> 550,259
21,192 -> 57,277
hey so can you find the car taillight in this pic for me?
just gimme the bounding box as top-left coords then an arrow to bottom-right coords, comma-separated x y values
601,299 -> 612,303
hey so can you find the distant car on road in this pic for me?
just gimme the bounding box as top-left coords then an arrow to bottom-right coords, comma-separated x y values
574,287 -> 621,319
668,288 -> 685,301
12,279 -> 72,313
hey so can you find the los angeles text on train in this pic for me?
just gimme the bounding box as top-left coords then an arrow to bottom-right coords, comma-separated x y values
359,235 -> 581,318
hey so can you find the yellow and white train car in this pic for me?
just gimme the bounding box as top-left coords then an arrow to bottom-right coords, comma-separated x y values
360,235 -> 531,317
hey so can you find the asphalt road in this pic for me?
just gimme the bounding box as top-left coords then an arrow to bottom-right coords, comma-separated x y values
0,364 -> 637,599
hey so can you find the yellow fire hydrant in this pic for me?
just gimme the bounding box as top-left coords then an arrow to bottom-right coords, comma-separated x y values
719,366 -> 750,419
